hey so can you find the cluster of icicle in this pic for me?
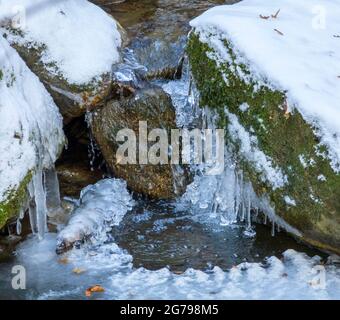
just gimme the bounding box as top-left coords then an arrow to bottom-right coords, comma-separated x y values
18,168 -> 62,240
13,168 -> 60,241
170,59 -> 301,237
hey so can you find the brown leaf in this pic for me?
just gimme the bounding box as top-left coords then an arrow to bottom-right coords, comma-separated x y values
259,14 -> 270,20
85,285 -> 105,297
274,28 -> 284,36
73,268 -> 86,275
58,257 -> 69,264
271,9 -> 281,19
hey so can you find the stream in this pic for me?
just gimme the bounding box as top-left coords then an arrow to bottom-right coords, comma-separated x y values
1,0 -> 340,300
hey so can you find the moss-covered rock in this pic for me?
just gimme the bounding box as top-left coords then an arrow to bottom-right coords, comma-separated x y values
187,31 -> 340,254
0,172 -> 32,229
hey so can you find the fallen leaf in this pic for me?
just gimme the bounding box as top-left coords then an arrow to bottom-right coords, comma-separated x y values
73,268 -> 86,275
85,285 -> 105,297
271,9 -> 281,19
259,14 -> 270,20
58,257 -> 69,264
274,28 -> 284,36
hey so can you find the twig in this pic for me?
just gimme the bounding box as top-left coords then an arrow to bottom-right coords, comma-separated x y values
259,14 -> 270,20
274,28 -> 284,36
272,9 -> 281,19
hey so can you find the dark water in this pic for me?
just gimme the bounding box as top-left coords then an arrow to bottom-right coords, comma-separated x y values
114,200 -> 324,273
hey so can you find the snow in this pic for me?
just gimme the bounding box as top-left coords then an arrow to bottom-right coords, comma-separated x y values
0,0 -> 122,84
190,0 -> 340,172
0,35 -> 64,203
284,195 -> 296,207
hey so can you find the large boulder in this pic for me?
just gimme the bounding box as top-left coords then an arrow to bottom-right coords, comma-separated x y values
90,87 -> 190,199
0,35 -> 65,229
0,0 -> 124,122
188,1 -> 340,253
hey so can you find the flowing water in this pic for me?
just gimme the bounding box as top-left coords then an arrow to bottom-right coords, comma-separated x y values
1,0 -> 340,300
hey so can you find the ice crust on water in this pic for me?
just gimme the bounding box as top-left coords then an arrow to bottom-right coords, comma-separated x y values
8,232 -> 340,300
56,179 -> 134,250
190,0 -> 340,172
0,0 -> 122,84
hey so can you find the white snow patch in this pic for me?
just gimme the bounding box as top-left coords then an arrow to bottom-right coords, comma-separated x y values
190,0 -> 340,172
299,154 -> 316,169
239,102 -> 250,112
318,174 -> 327,182
0,35 -> 64,203
284,196 -> 296,207
0,0 -> 122,84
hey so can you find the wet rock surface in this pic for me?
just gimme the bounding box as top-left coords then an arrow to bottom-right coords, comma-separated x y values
90,87 -> 190,199
56,163 -> 103,199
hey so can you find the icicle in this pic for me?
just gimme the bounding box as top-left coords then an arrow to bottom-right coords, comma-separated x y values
30,169 -> 48,240
16,218 -> 22,235
247,193 -> 251,229
271,220 -> 276,237
44,168 -> 62,217
28,181 -> 37,234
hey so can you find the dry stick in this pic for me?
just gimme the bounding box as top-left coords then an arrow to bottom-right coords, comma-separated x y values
274,28 -> 284,36
272,9 -> 281,19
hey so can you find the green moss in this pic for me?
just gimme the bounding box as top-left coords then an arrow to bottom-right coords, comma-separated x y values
0,172 -> 32,229
187,32 -> 340,253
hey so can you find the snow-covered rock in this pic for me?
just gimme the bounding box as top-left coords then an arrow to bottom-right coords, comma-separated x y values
0,0 -> 124,120
0,35 -> 65,228
188,0 -> 340,253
